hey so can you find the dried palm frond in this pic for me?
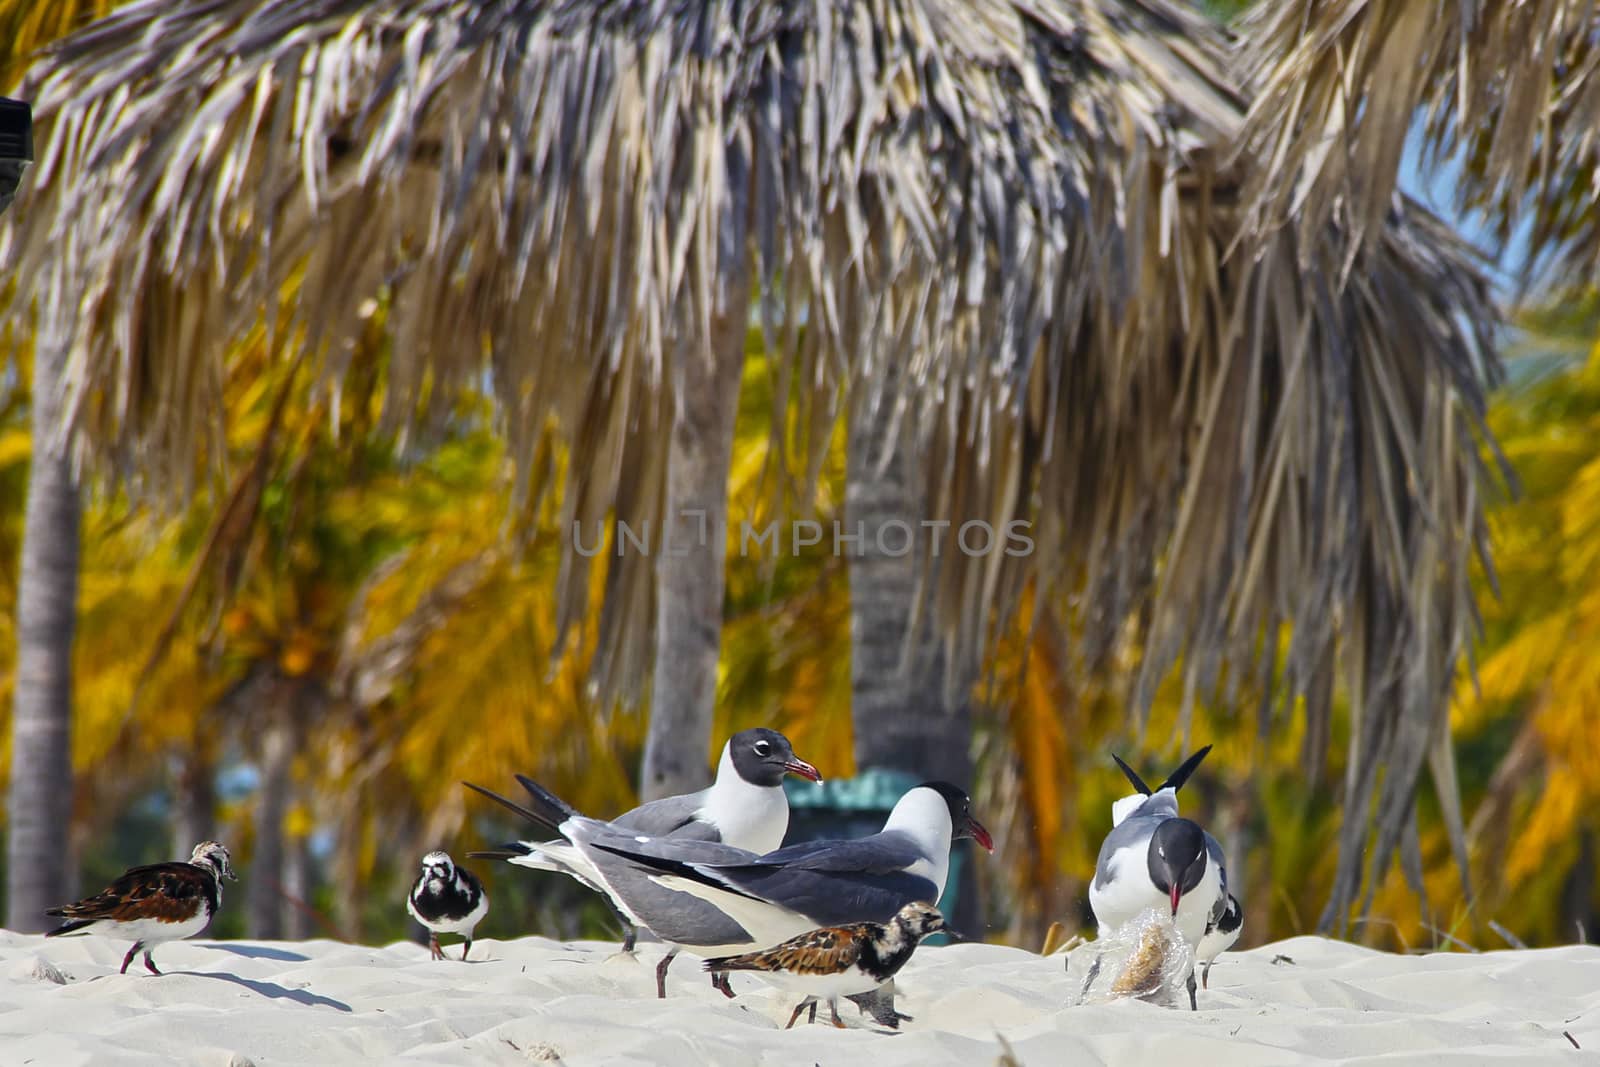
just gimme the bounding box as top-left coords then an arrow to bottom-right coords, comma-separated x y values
1234,0 -> 1600,285
0,0 -> 118,87
0,0 -> 1502,929
933,3 -> 1502,935
4,0 -> 1113,707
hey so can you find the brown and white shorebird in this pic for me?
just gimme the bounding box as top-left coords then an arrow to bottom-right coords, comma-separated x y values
703,901 -> 956,1029
45,841 -> 236,975
406,851 -> 488,961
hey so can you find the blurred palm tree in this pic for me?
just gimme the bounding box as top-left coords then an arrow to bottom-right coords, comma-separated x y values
1393,296 -> 1600,947
0,0 -> 119,931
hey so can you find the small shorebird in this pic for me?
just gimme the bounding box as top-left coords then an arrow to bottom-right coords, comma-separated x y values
704,902 -> 955,1028
45,841 -> 236,975
406,851 -> 488,961
467,727 -> 822,995
1088,746 -> 1232,1009
1198,892 -> 1243,988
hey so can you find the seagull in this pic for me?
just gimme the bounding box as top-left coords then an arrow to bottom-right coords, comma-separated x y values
406,851 -> 489,961
44,841 -> 236,975
472,728 -> 819,952
465,727 -> 820,996
704,902 -> 956,1029
1197,892 -> 1243,989
586,781 -> 993,953
1087,745 -> 1229,1009
467,776 -> 760,997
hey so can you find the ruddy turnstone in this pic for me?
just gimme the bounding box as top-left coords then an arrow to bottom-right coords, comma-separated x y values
466,727 -> 821,995
1088,746 -> 1233,1009
704,901 -> 955,1029
406,851 -> 488,961
44,841 -> 236,975
1198,892 -> 1243,988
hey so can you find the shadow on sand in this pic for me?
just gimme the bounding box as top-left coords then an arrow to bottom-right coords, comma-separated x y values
187,971 -> 352,1012
201,944 -> 311,963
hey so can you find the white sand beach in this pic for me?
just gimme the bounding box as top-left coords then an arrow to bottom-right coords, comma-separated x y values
2,931 -> 1596,1066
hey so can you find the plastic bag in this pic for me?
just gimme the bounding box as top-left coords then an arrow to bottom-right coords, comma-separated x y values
1070,907 -> 1195,1008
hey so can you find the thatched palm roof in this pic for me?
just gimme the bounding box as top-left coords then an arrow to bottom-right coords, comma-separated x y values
1236,0 -> 1600,284
4,0 -> 1501,929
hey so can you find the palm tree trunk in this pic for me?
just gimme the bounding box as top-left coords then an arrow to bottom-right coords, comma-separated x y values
170,744 -> 217,857
5,339 -> 82,932
846,397 -> 974,784
639,278 -> 751,801
332,803 -> 366,942
846,391 -> 978,932
282,830 -> 314,941
248,716 -> 294,939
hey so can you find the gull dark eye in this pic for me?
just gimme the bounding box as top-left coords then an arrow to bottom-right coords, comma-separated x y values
754,741 -> 771,757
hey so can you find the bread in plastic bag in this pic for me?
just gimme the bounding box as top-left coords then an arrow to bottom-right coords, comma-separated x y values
1069,907 -> 1195,1009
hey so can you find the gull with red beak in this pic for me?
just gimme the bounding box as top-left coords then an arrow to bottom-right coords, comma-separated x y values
581,780 -> 992,993
466,727 -> 821,995
1087,746 -> 1230,1010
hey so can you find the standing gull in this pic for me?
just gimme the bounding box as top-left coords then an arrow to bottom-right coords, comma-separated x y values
485,728 -> 819,942
1087,746 -> 1230,1009
467,727 -> 820,995
587,781 -> 992,950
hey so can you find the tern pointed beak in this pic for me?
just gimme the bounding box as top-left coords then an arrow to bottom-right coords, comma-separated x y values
784,757 -> 823,783
1169,885 -> 1182,916
966,815 -> 995,853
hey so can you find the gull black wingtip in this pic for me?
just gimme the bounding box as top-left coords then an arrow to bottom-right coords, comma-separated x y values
1111,753 -> 1152,796
467,845 -> 531,861
1157,744 -> 1213,794
462,780 -> 562,833
586,839 -> 773,907
513,773 -> 582,821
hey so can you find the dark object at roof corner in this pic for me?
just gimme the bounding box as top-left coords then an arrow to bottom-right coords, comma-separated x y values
0,97 -> 32,161
0,97 -> 33,215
